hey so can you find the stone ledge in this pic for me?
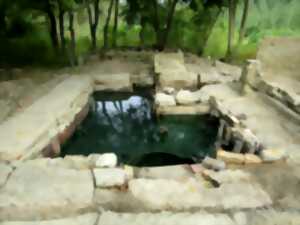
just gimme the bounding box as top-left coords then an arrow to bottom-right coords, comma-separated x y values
0,76 -> 93,161
0,163 -> 94,221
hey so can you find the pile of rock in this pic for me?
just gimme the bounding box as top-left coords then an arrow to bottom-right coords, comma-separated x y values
154,89 -> 211,115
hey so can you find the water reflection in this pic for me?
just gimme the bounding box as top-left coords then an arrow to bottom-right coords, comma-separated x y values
61,93 -> 218,166
95,96 -> 152,134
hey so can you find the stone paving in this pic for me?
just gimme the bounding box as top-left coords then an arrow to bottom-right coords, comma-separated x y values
0,156 -> 299,224
0,38 -> 300,224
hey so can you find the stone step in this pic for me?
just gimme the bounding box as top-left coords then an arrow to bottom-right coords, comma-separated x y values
2,210 -> 300,225
0,213 -> 98,225
0,163 -> 94,221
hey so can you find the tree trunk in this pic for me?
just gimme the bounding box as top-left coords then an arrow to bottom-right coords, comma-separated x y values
226,0 -> 237,61
150,0 -> 163,50
112,0 -> 119,48
46,8 -> 59,50
58,3 -> 66,51
86,0 -> 100,50
161,0 -> 179,50
239,0 -> 249,44
103,0 -> 114,50
68,11 -> 77,66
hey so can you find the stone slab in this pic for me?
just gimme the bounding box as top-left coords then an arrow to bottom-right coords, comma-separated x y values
156,104 -> 210,115
128,178 -> 271,211
0,76 -> 93,161
94,168 -> 126,188
98,211 -> 235,225
0,213 -> 98,225
93,73 -> 132,92
0,164 -> 94,220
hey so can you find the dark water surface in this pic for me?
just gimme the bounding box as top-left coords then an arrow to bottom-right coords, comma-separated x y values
61,92 -> 219,166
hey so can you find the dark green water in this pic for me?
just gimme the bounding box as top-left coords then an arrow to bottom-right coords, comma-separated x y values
61,92 -> 219,166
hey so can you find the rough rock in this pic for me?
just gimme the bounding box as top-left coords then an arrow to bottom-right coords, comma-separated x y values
256,37 -> 300,114
175,90 -> 198,105
131,72 -> 154,87
156,104 -> 210,115
214,60 -> 242,80
202,157 -> 226,171
0,163 -> 13,187
94,189 -> 142,212
95,153 -> 118,168
159,70 -> 198,90
244,154 -> 263,164
219,182 -> 272,209
94,168 -> 127,188
0,163 -> 94,220
11,156 -> 97,170
93,73 -> 132,91
163,87 -> 175,95
98,211 -> 235,225
0,213 -> 99,225
217,150 -> 245,164
260,149 -> 287,162
202,169 -> 252,185
128,178 -> 272,211
154,93 -> 176,107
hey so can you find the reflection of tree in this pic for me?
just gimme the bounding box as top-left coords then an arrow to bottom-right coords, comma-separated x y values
101,101 -> 119,133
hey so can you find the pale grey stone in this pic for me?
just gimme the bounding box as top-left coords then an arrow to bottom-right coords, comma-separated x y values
175,90 -> 198,105
95,153 -> 118,168
202,157 -> 226,171
98,211 -> 235,225
92,73 -> 132,91
0,163 -> 94,220
0,163 -> 13,187
154,93 -> 176,107
0,213 -> 98,225
94,168 -> 126,188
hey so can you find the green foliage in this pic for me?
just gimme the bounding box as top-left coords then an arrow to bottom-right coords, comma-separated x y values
0,0 -> 300,66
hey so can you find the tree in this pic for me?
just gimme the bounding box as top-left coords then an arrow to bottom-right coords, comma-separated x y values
189,0 -> 226,55
85,0 -> 101,50
112,0 -> 119,47
68,9 -> 77,66
45,0 -> 59,50
125,0 -> 180,50
239,0 -> 249,44
160,0 -> 179,49
57,0 -> 66,51
226,0 -> 238,61
103,0 -> 114,50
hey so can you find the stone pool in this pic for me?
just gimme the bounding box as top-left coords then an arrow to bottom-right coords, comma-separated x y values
61,92 -> 219,166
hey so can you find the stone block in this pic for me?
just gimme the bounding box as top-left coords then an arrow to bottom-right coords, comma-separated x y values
95,153 -> 118,168
217,150 -> 245,164
0,164 -> 94,220
155,93 -> 176,107
94,168 -> 126,188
